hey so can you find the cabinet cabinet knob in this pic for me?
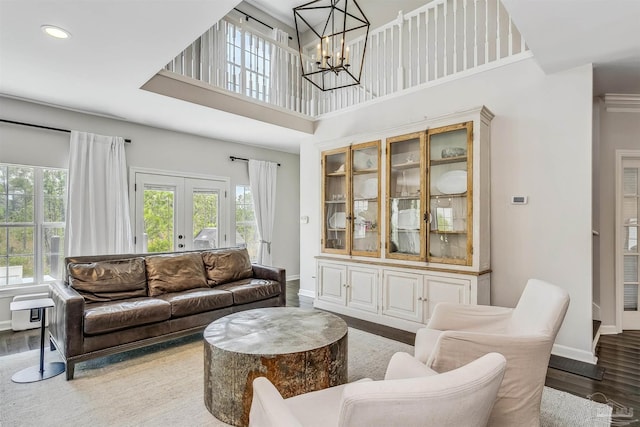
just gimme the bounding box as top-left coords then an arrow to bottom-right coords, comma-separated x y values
417,297 -> 423,301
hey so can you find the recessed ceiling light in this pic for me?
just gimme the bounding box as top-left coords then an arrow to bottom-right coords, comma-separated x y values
41,25 -> 71,39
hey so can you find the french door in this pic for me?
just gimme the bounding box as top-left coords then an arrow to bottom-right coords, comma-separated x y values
618,153 -> 640,330
132,170 -> 229,253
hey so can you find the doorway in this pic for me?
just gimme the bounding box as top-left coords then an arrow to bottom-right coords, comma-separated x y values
131,169 -> 230,253
617,151 -> 640,330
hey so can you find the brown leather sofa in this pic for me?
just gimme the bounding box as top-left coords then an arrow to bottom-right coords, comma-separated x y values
49,247 -> 286,380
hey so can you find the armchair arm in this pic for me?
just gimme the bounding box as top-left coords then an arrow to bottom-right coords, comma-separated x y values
427,330 -> 553,374
252,264 -> 286,306
249,377 -> 302,427
427,331 -> 554,425
384,352 -> 438,380
48,280 -> 85,357
426,302 -> 513,332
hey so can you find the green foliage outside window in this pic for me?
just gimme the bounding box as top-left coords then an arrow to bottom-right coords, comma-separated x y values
236,185 -> 259,261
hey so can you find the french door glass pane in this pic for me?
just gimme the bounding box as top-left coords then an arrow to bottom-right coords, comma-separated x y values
623,168 -> 638,195
624,284 -> 638,311
625,256 -> 638,282
143,187 -> 175,253
193,191 -> 219,249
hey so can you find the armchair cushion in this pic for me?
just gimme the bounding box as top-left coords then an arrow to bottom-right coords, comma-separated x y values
384,351 -> 438,380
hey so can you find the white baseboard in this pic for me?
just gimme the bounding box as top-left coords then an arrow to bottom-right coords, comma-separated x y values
0,319 -> 12,332
298,289 -> 315,299
599,324 -> 620,335
552,343 -> 598,365
286,275 -> 300,281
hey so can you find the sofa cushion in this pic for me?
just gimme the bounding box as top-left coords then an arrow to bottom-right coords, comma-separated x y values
202,248 -> 253,286
68,258 -> 148,303
83,297 -> 171,335
215,278 -> 281,305
145,253 -> 208,297
157,288 -> 234,317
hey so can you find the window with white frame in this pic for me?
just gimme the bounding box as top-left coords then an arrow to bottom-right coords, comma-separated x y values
225,22 -> 271,103
235,185 -> 259,262
0,164 -> 67,286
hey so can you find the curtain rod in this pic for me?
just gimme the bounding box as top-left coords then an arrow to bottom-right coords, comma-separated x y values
0,119 -> 132,143
232,7 -> 293,40
230,155 -> 281,167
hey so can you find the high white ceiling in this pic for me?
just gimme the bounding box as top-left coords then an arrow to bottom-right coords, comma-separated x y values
1,0 -> 639,154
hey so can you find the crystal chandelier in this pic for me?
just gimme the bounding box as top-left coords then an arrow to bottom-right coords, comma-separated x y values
293,0 -> 370,91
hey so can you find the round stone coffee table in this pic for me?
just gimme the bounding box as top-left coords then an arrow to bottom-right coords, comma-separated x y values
203,307 -> 348,427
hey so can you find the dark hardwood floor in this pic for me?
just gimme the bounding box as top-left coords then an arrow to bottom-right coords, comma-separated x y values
2,280 -> 638,425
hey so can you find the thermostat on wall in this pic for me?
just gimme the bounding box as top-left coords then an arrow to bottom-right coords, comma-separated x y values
511,196 -> 528,205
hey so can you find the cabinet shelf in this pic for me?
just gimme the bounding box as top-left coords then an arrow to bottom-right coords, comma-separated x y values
326,171 -> 346,177
391,162 -> 420,170
430,156 -> 467,166
325,200 -> 347,204
327,228 -> 347,232
431,230 -> 466,234
353,168 -> 378,175
430,193 -> 467,199
390,195 -> 421,201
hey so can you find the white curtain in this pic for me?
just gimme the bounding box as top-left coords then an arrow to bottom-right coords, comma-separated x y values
270,28 -> 290,108
65,131 -> 133,257
249,159 -> 278,265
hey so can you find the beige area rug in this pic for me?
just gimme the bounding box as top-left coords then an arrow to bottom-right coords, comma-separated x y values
0,328 -> 611,426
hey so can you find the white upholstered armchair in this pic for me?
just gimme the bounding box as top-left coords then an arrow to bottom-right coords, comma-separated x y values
414,278 -> 570,427
249,352 -> 506,427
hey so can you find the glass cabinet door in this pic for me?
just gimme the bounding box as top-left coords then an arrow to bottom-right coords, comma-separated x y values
322,148 -> 350,254
386,132 -> 426,260
351,141 -> 380,257
427,122 -> 473,265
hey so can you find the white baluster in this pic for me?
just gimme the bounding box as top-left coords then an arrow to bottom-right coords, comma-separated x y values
463,0 -> 468,70
474,0 -> 478,67
425,8 -> 430,81
397,11 -> 404,91
435,3 -> 439,78
416,12 -> 422,84
444,0 -> 448,76
485,0 -> 489,64
508,16 -> 514,56
453,0 -> 458,74
496,0 -> 501,60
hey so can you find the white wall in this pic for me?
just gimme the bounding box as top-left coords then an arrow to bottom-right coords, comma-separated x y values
597,101 -> 640,330
301,57 -> 596,362
0,96 -> 300,328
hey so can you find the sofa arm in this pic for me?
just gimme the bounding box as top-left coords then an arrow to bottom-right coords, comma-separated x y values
49,280 -> 85,358
252,264 -> 286,306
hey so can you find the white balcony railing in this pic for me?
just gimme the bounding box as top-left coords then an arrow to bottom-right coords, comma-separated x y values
164,0 -> 529,118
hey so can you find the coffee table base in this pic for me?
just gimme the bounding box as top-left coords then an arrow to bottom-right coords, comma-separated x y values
12,362 -> 66,383
204,308 -> 348,427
